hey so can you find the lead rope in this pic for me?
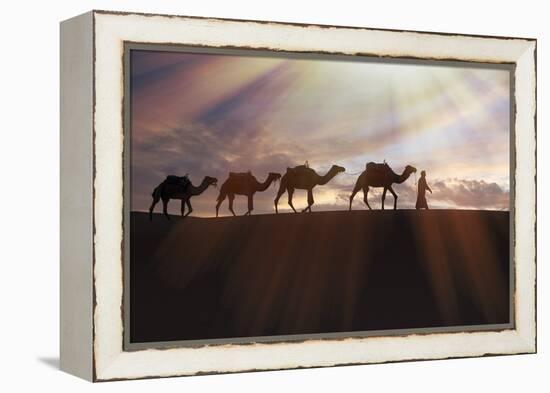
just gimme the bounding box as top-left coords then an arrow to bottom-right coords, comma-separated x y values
343,171 -> 364,177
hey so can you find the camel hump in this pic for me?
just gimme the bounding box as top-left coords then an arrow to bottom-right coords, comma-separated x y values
229,171 -> 253,178
287,165 -> 316,181
288,164 -> 312,173
159,175 -> 191,194
165,174 -> 190,186
366,162 -> 390,173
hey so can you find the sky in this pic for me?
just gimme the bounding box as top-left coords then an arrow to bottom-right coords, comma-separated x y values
130,49 -> 511,217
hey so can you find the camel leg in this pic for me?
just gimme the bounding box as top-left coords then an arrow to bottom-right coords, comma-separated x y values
388,186 -> 398,210
308,189 -> 314,212
149,195 -> 160,221
381,188 -> 387,210
215,192 -> 226,217
349,183 -> 361,211
287,188 -> 297,213
244,195 -> 253,216
274,183 -> 286,214
302,189 -> 314,213
180,199 -> 186,217
162,197 -> 170,220
184,199 -> 193,217
228,194 -> 236,216
363,186 -> 372,210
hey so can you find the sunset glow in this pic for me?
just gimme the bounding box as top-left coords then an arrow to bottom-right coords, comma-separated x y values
130,49 -> 511,217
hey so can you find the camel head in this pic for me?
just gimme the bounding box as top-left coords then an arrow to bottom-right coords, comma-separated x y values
405,165 -> 417,175
315,164 -> 346,185
268,172 -> 282,183
204,176 -> 218,187
330,164 -> 346,175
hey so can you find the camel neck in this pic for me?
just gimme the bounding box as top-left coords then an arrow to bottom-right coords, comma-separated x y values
318,169 -> 338,185
395,170 -> 411,184
189,179 -> 210,195
256,175 -> 276,192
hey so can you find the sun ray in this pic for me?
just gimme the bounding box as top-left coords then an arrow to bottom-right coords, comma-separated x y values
131,51 -> 510,216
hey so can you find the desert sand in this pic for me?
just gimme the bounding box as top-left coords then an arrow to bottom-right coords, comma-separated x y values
129,209 -> 510,343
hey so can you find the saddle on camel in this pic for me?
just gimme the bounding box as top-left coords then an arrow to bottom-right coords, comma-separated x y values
229,171 -> 253,179
163,174 -> 191,190
365,161 -> 390,174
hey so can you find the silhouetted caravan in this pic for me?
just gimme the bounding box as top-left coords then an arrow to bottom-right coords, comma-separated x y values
274,164 -> 345,213
149,175 -> 218,220
349,162 -> 417,210
215,171 -> 282,217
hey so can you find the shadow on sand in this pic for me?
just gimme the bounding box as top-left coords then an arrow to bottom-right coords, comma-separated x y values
130,209 -> 510,344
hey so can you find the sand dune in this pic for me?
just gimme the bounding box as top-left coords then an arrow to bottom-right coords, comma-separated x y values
129,209 -> 510,343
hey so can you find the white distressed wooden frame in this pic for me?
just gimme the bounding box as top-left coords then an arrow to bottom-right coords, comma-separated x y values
60,10 -> 536,382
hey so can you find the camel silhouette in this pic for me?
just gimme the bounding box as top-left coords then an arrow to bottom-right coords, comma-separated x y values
274,164 -> 345,213
149,176 -> 218,220
349,162 -> 417,210
215,172 -> 281,217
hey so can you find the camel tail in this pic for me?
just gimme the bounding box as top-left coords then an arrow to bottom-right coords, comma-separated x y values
152,186 -> 160,198
216,184 -> 227,202
352,171 -> 365,190
152,182 -> 165,198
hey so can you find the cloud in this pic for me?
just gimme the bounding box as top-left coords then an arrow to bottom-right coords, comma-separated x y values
340,177 -> 509,211
339,179 -> 418,210
130,50 -> 511,216
432,178 -> 509,210
131,121 -> 302,214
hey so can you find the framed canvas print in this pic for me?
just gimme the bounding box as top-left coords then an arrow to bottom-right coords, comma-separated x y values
60,10 -> 537,381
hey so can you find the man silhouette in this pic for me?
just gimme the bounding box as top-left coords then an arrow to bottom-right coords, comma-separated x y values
415,170 -> 432,209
